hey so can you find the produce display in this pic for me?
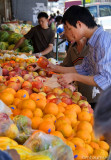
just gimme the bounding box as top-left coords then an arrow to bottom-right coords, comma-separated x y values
0,30 -> 34,53
0,53 -> 110,160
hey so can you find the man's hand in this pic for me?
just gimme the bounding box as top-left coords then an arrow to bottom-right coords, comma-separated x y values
46,62 -> 58,72
27,63 -> 40,71
34,53 -> 42,58
57,73 -> 76,86
5,149 -> 20,160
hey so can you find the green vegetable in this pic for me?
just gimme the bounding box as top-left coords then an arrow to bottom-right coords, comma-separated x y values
21,45 -> 34,53
8,33 -> 23,44
0,42 -> 9,50
0,31 -> 9,42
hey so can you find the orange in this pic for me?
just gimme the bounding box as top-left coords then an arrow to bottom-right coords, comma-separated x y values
74,149 -> 88,160
2,88 -> 16,95
56,112 -> 64,119
76,130 -> 91,144
57,116 -> 71,124
91,132 -> 99,142
93,149 -> 108,160
58,105 -> 65,113
21,99 -> 36,111
98,141 -> 109,151
33,108 -> 43,117
21,109 -> 33,119
39,120 -> 55,133
78,111 -> 91,122
57,123 -> 72,138
30,93 -> 46,110
71,137 -> 85,148
55,118 -> 71,130
15,89 -> 29,100
85,144 -> 94,155
12,108 -> 21,116
44,103 -> 58,116
58,102 -> 67,108
31,117 -> 43,129
17,101 -> 23,110
0,92 -> 14,105
65,114 -> 77,127
43,114 -> 56,123
64,107 -> 77,118
51,131 -> 65,141
32,130 -> 45,135
66,104 -> 81,114
66,140 -> 75,151
77,121 -> 93,133
13,98 -> 22,106
67,129 -> 76,141
90,142 -> 100,150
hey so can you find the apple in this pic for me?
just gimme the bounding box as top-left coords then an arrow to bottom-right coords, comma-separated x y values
11,62 -> 19,68
9,71 -> 17,77
2,69 -> 9,76
42,86 -> 52,93
37,57 -> 49,69
60,92 -> 70,98
0,76 -> 6,83
46,93 -> 57,99
26,65 -> 34,72
21,70 -> 29,77
19,62 -> 27,68
34,76 -> 46,83
32,72 -> 38,78
13,67 -> 22,74
31,81 -> 43,92
77,100 -> 89,108
4,76 -> 10,81
72,92 -> 83,103
38,70 -> 46,77
52,87 -> 63,95
7,81 -> 21,91
45,71 -> 52,77
0,84 -> 7,92
7,66 -> 13,71
61,97 -> 72,105
22,87 -> 33,95
22,81 -> 32,88
63,88 -> 72,97
49,98 -> 61,104
23,74 -> 34,81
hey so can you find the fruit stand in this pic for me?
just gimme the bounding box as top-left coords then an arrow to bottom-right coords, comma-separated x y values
0,40 -> 110,159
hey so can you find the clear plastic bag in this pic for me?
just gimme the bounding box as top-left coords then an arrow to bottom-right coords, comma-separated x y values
13,115 -> 33,144
0,100 -> 12,116
24,132 -> 74,160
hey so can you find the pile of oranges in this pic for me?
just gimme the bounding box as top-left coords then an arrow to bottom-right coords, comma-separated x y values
0,88 -> 110,160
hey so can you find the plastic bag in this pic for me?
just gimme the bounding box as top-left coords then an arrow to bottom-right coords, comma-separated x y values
13,115 -> 33,144
24,132 -> 74,160
0,100 -> 12,116
0,67 -> 2,76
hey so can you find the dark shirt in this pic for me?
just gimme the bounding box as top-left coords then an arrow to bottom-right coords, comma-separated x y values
24,25 -> 55,58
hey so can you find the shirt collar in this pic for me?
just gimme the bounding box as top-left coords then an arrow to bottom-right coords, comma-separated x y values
88,26 -> 104,47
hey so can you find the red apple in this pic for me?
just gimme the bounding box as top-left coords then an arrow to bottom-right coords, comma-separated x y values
9,71 -> 17,77
2,69 -> 9,76
49,98 -> 61,104
77,100 -> 89,108
42,86 -> 52,93
11,62 -> 19,68
53,87 -> 63,95
7,81 -> 21,91
23,74 -> 34,81
61,97 -> 72,105
63,88 -> 72,97
32,72 -> 38,78
72,92 -> 83,103
21,70 -> 29,77
37,57 -> 49,69
22,81 -> 32,88
31,81 -> 43,92
60,92 -> 70,98
27,65 -> 34,72
46,93 -> 57,99
13,67 -> 22,74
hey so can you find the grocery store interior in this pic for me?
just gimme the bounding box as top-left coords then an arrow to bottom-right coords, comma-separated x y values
0,0 -> 111,160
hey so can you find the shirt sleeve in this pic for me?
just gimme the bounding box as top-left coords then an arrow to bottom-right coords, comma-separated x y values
24,27 -> 34,39
0,150 -> 12,160
93,46 -> 111,90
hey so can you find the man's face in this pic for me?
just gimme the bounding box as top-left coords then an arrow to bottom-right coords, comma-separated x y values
64,25 -> 75,42
65,21 -> 84,41
38,17 -> 48,29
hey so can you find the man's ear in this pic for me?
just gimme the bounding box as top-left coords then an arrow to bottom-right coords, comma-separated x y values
76,21 -> 82,28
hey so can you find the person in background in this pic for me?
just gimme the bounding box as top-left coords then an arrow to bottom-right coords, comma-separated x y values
47,5 -> 111,103
55,16 -> 64,37
49,14 -> 56,31
13,12 -> 55,59
94,86 -> 111,159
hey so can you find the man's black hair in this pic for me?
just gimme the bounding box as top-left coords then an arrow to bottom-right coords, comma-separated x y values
62,5 -> 97,28
38,12 -> 48,19
55,16 -> 63,23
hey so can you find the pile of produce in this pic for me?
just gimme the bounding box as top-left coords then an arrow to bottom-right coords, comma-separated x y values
0,31 -> 34,53
0,55 -> 110,160
1,23 -> 32,35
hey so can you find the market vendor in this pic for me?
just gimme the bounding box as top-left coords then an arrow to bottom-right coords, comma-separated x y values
13,12 -> 55,59
47,5 -> 111,95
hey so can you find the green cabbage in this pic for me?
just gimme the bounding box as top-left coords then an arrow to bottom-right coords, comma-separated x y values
0,42 -> 9,50
0,31 -> 9,42
8,33 -> 23,44
21,45 -> 34,53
